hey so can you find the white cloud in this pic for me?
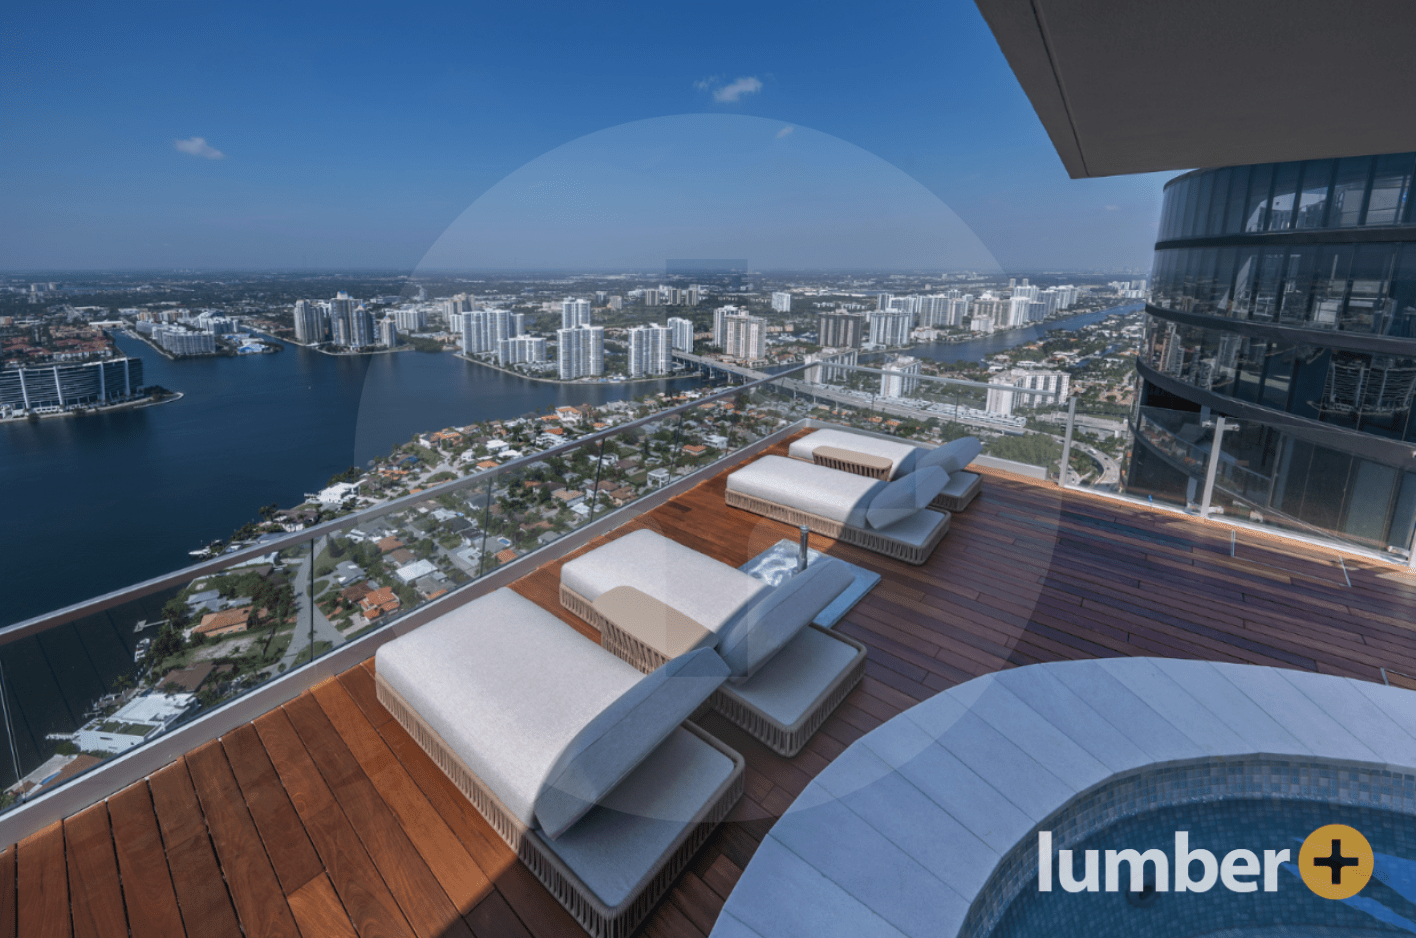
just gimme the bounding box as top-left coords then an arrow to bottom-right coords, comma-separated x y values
692,77 -> 716,91
1105,204 -> 1119,211
174,137 -> 225,160
714,76 -> 762,103
776,125 -> 794,138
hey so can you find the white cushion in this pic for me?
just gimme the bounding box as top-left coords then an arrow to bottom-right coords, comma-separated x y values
534,648 -> 728,839
375,587 -> 642,828
725,627 -> 860,727
788,428 -> 921,479
917,436 -> 982,475
727,456 -> 884,528
717,559 -> 856,683
536,727 -> 736,909
865,466 -> 950,530
561,529 -> 767,633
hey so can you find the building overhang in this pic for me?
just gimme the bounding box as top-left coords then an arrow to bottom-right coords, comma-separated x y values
975,0 -> 1416,178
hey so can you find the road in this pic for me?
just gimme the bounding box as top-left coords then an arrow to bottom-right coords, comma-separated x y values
277,545 -> 346,671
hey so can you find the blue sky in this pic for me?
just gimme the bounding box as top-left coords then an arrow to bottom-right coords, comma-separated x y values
0,1 -> 1171,272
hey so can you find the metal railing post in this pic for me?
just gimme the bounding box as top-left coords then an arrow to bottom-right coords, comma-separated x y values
1060,396 -> 1077,489
1199,416 -> 1232,519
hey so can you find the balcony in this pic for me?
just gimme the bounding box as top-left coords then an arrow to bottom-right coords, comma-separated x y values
4,407 -> 1416,935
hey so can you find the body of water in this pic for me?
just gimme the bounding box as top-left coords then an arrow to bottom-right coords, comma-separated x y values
912,303 -> 1141,364
0,338 -> 704,628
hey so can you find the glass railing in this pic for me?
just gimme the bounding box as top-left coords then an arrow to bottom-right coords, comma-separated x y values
802,362 -> 1416,563
0,363 -> 818,814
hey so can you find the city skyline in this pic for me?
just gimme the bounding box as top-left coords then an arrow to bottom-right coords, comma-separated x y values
2,1 -> 1170,273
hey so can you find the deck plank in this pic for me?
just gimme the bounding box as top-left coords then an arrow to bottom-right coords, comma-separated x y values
16,822 -> 68,938
64,803 -> 127,938
0,848 -> 13,938
185,739 -> 301,938
147,761 -> 242,938
221,722 -> 324,895
288,873 -> 360,938
106,782 -> 186,938
280,693 -> 475,938
254,708 -> 418,938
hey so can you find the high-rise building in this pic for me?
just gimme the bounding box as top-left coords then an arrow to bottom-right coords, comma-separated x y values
868,311 -> 912,347
293,300 -> 326,344
818,313 -> 865,349
394,308 -> 427,333
986,367 -> 1069,416
879,356 -> 922,399
0,357 -> 145,411
724,315 -> 766,361
346,306 -> 375,348
497,336 -> 547,366
153,326 -> 217,356
511,312 -> 527,337
462,309 -> 512,354
561,298 -> 592,329
875,293 -> 892,310
667,317 -> 694,352
556,325 -> 604,379
1128,154 -> 1416,552
771,292 -> 793,313
627,324 -> 672,377
712,305 -> 746,349
1006,296 -> 1034,328
640,290 -> 661,307
804,348 -> 858,384
378,318 -> 398,347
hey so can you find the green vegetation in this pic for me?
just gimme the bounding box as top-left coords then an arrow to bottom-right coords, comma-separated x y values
983,432 -> 1062,472
407,336 -> 443,353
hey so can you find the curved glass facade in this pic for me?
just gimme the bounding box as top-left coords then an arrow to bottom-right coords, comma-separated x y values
1131,155 -> 1416,556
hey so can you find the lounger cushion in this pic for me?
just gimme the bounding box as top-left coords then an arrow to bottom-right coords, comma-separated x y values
788,428 -> 921,479
917,436 -> 982,475
727,627 -> 861,727
561,528 -> 767,632
375,588 -> 642,829
537,727 -> 737,909
534,647 -> 729,839
726,456 -> 884,527
716,559 -> 856,684
865,466 -> 950,530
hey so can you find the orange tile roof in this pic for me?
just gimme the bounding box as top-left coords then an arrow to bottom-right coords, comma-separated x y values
194,606 -> 251,636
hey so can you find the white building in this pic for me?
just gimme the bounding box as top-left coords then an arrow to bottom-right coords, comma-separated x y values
771,291 -> 793,313
561,298 -> 592,329
667,317 -> 694,352
378,318 -> 398,347
868,311 -> 912,347
75,692 -> 196,755
713,305 -> 746,349
557,324 -> 605,379
803,347 -> 858,384
462,309 -> 512,354
986,367 -> 1070,416
497,335 -> 548,366
394,308 -> 427,333
627,324 -> 672,377
723,314 -> 766,361
152,326 -> 216,356
879,356 -> 922,399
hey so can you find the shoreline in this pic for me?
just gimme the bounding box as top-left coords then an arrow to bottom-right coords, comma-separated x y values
0,391 -> 184,423
123,329 -> 279,361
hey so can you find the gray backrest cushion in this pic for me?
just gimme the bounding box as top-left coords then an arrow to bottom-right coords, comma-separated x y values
916,436 -> 982,475
533,647 -> 729,840
865,466 -> 950,529
716,558 -> 856,683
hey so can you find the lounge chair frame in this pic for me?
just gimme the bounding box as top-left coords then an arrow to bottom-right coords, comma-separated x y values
376,672 -> 744,938
723,487 -> 950,565
799,448 -> 983,512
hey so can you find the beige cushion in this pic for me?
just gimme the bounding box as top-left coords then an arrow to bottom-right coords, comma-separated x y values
561,528 -> 767,632
917,436 -> 982,475
534,648 -> 728,839
788,428 -> 920,479
717,559 -> 856,684
592,586 -> 716,657
375,588 -> 640,828
865,466 -> 950,529
726,455 -> 885,527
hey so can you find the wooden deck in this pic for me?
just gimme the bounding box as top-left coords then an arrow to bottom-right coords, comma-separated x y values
5,437 -> 1416,938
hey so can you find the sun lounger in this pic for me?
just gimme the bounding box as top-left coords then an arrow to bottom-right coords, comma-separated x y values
788,429 -> 984,511
726,455 -> 952,564
560,529 -> 868,756
375,587 -> 744,938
